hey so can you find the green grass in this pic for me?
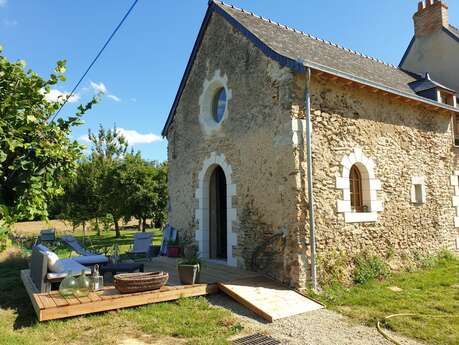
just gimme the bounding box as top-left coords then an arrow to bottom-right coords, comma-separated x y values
315,253 -> 459,345
0,230 -> 243,345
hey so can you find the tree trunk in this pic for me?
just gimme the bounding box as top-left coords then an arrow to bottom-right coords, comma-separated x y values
142,217 -> 147,232
82,221 -> 86,244
96,218 -> 100,237
138,218 -> 142,231
114,219 -> 121,238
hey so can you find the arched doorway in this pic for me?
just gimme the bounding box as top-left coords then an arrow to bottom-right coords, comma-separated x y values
195,152 -> 237,267
209,166 -> 227,259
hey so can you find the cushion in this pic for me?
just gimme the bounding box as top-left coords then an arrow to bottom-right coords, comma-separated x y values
46,251 -> 63,272
47,258 -> 90,280
72,255 -> 109,266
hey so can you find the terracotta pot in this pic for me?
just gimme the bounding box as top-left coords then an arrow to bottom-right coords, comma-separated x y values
167,245 -> 181,257
177,264 -> 200,285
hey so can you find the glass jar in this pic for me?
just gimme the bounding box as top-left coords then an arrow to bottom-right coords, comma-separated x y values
59,271 -> 77,297
90,264 -> 104,292
75,270 -> 91,297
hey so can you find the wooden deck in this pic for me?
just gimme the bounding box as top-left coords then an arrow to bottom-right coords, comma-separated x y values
22,256 -> 322,322
21,269 -> 218,321
144,256 -> 261,285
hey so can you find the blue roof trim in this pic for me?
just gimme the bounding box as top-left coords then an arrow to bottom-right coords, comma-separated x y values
399,36 -> 415,68
443,27 -> 459,44
161,1 -> 304,136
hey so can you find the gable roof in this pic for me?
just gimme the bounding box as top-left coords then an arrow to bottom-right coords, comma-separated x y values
446,24 -> 459,42
162,1 -> 457,136
400,24 -> 459,67
448,24 -> 459,38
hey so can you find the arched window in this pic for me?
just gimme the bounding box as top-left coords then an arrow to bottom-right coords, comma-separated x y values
349,165 -> 363,212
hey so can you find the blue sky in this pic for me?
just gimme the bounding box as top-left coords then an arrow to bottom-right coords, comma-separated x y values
1,0 -> 458,161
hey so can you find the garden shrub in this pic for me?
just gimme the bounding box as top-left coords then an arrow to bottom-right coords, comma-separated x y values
317,250 -> 350,287
353,253 -> 390,285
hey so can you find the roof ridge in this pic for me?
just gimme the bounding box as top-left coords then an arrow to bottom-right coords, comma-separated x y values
213,0 -> 398,69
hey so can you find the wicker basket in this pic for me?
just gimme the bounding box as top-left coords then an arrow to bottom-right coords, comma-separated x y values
114,271 -> 169,294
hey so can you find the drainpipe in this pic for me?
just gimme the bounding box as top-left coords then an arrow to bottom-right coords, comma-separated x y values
304,67 -> 318,291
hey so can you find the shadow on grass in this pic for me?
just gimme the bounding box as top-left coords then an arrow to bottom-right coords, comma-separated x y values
0,250 -> 38,330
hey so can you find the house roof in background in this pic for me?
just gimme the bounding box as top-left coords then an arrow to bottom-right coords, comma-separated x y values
409,73 -> 456,93
162,1 -> 458,136
448,24 -> 459,38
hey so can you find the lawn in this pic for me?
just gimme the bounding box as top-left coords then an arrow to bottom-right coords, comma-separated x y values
316,253 -> 459,345
0,224 -> 243,345
14,223 -> 163,258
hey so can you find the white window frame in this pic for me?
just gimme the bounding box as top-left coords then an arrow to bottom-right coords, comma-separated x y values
410,176 -> 426,204
336,147 -> 383,223
198,69 -> 232,136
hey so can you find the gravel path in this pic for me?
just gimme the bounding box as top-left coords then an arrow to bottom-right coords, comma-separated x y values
207,294 -> 426,345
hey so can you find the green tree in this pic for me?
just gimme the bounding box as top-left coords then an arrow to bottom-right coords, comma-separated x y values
57,159 -> 99,237
0,47 -> 97,234
120,155 -> 168,231
87,125 -> 128,238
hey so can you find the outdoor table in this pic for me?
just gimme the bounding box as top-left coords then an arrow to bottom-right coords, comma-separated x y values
100,262 -> 144,277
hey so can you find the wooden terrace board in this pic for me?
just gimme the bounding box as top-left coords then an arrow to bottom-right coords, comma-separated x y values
21,269 -> 218,322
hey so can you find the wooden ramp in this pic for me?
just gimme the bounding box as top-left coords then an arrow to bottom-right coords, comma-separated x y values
218,276 -> 323,322
21,269 -> 218,321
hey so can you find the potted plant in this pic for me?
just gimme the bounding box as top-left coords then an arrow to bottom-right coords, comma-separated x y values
166,238 -> 181,257
177,243 -> 201,285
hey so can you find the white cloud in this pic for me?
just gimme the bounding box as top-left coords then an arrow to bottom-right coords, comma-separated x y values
78,128 -> 161,146
0,0 -> 7,7
107,94 -> 121,102
90,81 -> 120,102
42,89 -> 80,103
79,134 -> 90,142
117,128 -> 162,145
90,81 -> 107,94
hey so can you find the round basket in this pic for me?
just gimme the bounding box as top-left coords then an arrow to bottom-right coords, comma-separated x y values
114,271 -> 169,294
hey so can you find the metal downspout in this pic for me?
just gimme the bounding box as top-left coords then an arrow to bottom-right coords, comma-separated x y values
304,67 -> 318,291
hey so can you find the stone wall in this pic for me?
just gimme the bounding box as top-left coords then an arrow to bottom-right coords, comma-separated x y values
293,73 -> 459,283
166,12 -> 306,285
166,10 -> 459,290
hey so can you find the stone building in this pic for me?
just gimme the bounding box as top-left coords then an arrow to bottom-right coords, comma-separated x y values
162,0 -> 459,289
400,0 -> 459,94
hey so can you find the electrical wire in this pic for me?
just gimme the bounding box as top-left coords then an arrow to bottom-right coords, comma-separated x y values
50,0 -> 139,122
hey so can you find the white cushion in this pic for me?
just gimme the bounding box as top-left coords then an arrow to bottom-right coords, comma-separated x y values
46,258 -> 90,280
46,251 -> 63,272
72,255 -> 108,266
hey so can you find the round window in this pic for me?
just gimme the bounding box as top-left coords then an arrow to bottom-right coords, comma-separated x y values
212,87 -> 227,123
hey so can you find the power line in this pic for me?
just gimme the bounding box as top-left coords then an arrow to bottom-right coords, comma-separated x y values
50,0 -> 139,122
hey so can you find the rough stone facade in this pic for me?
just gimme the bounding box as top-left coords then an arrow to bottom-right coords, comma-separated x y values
166,10 -> 459,289
166,12 -> 304,285
292,73 -> 459,282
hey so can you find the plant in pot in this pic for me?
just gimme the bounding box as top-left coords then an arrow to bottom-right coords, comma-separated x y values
177,243 -> 201,285
166,238 -> 181,257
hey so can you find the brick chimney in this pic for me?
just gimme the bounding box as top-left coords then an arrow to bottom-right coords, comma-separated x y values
414,0 -> 449,37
